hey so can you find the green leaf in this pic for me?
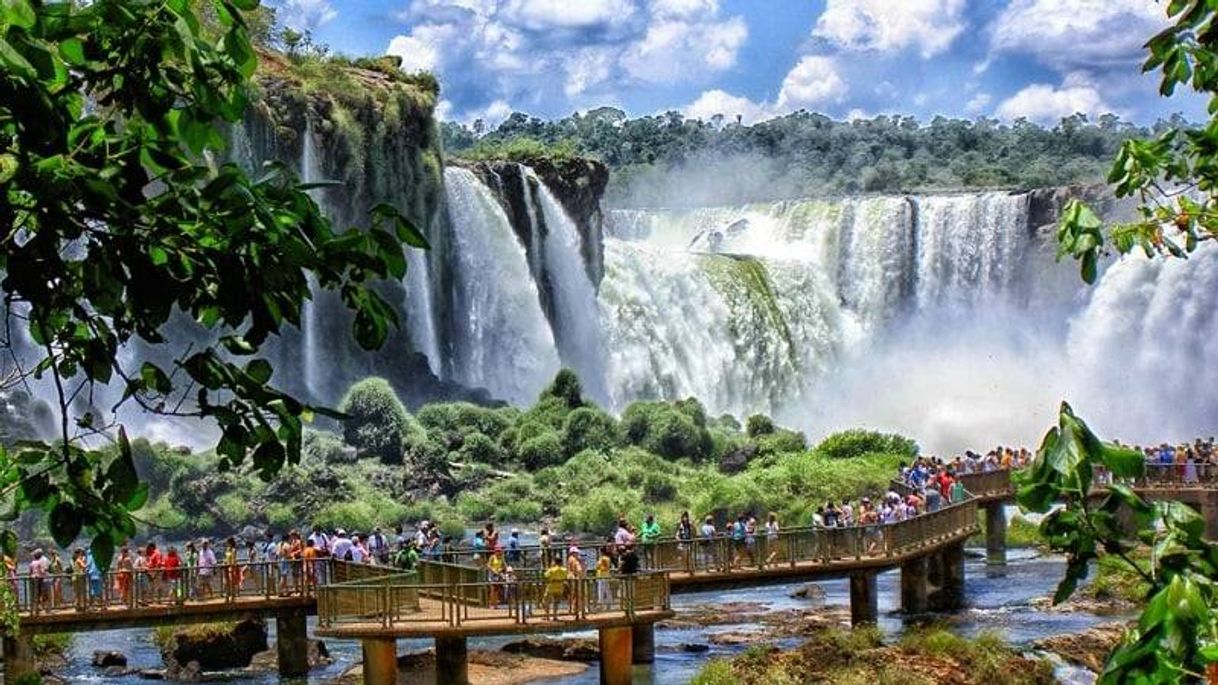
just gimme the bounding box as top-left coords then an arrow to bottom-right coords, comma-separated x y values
0,529 -> 16,558
244,358 -> 272,384
140,362 -> 173,394
90,534 -> 114,572
48,501 -> 81,547
58,37 -> 85,65
2,0 -> 36,29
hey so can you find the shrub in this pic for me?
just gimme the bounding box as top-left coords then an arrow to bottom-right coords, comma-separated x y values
813,429 -> 918,461
755,429 -> 807,457
746,414 -> 775,437
338,377 -> 414,463
642,473 -> 677,503
264,503 -> 295,529
302,429 -> 355,465
130,438 -> 191,492
543,368 -> 584,408
457,432 -> 505,466
519,432 -> 564,471
562,407 -> 618,456
620,401 -> 710,461
417,402 -> 513,442
674,396 -> 709,428
313,500 -> 378,532
713,413 -> 742,433
560,486 -> 644,533
456,492 -> 495,521
215,492 -> 251,527
496,499 -> 543,523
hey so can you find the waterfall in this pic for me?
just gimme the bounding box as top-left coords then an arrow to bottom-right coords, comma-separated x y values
443,167 -> 560,404
299,119 -> 324,402
521,166 -> 608,404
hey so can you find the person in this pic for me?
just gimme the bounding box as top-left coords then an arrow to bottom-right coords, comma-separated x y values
183,541 -> 199,600
47,549 -> 63,608
301,539 -> 320,590
71,548 -> 87,610
595,546 -> 613,610
676,511 -> 693,569
146,543 -> 164,603
538,527 -> 553,568
163,546 -> 183,603
730,515 -> 747,568
133,546 -> 149,605
471,530 -> 486,566
565,546 -> 586,615
198,539 -> 216,599
116,546 -> 133,606
245,540 -> 260,592
29,549 -> 50,610
86,549 -> 103,607
506,529 -> 524,566
368,527 -> 389,565
309,527 -> 331,557
542,557 -> 567,620
260,531 -> 279,590
618,544 -> 640,576
349,534 -> 367,564
699,515 -> 716,570
950,477 -> 966,504
330,529 -> 353,562
223,537 -> 239,600
394,540 -> 419,572
484,522 -> 500,551
487,548 -> 506,607
639,514 -> 661,568
276,534 -> 293,593
823,503 -> 839,528
764,513 -> 780,565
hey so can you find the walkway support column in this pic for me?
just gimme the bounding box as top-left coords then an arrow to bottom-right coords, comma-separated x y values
435,636 -> 469,685
900,556 -> 928,614
598,625 -> 633,685
276,607 -> 309,677
1201,491 -> 1218,541
3,634 -> 35,683
631,623 -> 655,664
930,541 -> 966,612
361,638 -> 397,685
985,504 -> 1007,566
849,571 -> 878,626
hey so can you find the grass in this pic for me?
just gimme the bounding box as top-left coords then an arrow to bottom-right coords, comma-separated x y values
32,634 -> 72,658
152,622 -> 236,649
459,137 -> 582,165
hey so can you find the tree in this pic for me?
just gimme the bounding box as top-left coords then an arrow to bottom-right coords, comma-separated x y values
1057,2 -> 1218,283
0,0 -> 426,565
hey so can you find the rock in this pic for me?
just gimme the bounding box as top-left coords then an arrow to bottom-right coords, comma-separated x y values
789,584 -> 826,601
1034,623 -> 1128,673
160,618 -> 268,671
679,643 -> 709,653
92,650 -> 128,668
248,640 -> 332,671
719,443 -> 759,474
500,637 -> 600,662
707,631 -> 771,646
138,669 -> 166,680
164,660 -> 201,683
103,666 -> 134,677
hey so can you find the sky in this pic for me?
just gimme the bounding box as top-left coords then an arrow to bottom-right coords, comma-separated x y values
268,0 -> 1209,127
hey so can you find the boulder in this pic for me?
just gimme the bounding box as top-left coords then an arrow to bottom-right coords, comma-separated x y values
92,651 -> 128,668
160,618 -> 268,672
1034,623 -> 1128,673
789,583 -> 826,601
500,637 -> 600,662
248,640 -> 332,671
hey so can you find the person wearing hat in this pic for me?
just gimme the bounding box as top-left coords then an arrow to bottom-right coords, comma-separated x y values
506,528 -> 523,566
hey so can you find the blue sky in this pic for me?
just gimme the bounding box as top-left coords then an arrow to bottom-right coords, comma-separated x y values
270,0 -> 1208,126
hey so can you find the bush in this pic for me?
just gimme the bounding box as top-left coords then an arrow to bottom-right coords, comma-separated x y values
543,368 -> 584,408
642,473 -> 677,503
813,429 -> 918,461
264,503 -> 295,529
746,414 -> 775,437
562,407 -> 618,456
755,429 -> 807,457
560,486 -> 644,533
519,432 -> 564,471
303,429 -> 355,465
457,432 -> 504,466
456,491 -> 495,521
216,492 -> 251,526
713,413 -> 742,433
620,401 -> 710,461
338,377 -> 414,463
416,402 -> 513,442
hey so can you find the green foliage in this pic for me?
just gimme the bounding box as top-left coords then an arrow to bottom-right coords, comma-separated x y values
457,432 -> 504,466
621,400 -> 711,461
0,0 -> 425,567
302,429 -> 354,465
417,402 -> 513,445
1016,403 -> 1215,683
459,136 -> 580,165
338,378 -> 415,463
560,485 -> 645,533
754,429 -> 807,458
562,406 -> 618,457
813,429 -> 918,461
543,368 -> 585,409
32,633 -> 72,658
745,414 -> 775,437
1056,4 -> 1218,281
519,432 -> 564,471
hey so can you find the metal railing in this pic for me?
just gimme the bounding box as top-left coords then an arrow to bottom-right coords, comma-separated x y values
316,570 -> 671,629
12,559 -> 386,617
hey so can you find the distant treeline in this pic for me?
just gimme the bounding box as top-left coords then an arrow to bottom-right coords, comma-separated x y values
441,108 -> 1189,207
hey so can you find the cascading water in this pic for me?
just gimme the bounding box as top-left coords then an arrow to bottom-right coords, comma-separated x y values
442,167 -> 560,404
299,119 -> 324,402
522,166 -> 608,404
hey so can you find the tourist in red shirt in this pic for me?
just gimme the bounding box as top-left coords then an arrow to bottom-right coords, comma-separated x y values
146,543 -> 164,603
162,546 -> 183,603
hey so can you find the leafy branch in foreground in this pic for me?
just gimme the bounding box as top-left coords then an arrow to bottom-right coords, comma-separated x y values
0,0 -> 427,568
1016,404 -> 1218,683
1057,1 -> 1218,283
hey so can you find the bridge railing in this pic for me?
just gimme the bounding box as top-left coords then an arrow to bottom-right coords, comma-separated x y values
428,499 -> 978,579
316,570 -> 670,629
11,558 -> 392,617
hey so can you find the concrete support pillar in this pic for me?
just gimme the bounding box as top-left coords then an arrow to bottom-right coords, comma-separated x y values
1201,492 -> 1218,541
985,504 -> 1007,566
276,607 -> 310,677
598,625 -> 633,685
435,636 -> 468,685
900,556 -> 928,615
361,638 -> 397,685
933,542 -> 966,612
849,571 -> 878,626
631,623 -> 655,664
3,634 -> 36,683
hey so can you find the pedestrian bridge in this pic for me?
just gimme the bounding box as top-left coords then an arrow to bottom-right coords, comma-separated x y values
7,465 -> 1215,685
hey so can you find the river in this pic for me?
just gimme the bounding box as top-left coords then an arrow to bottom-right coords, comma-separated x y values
55,545 -> 1111,685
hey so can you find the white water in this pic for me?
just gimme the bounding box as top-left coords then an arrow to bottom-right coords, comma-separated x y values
523,166 -> 608,405
299,119 -> 324,402
443,167 -> 560,404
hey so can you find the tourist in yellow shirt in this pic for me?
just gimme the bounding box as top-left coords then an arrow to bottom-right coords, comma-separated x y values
595,546 -> 613,610
542,559 -> 567,620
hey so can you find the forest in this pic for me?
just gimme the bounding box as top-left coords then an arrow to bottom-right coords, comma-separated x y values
442,108 -> 1189,207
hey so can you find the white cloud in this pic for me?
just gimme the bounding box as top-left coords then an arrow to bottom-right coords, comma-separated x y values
777,55 -> 846,109
994,78 -> 1112,124
813,0 -> 967,58
272,0 -> 338,32
965,92 -> 992,114
385,0 -> 748,118
683,89 -> 772,125
990,0 -> 1166,70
